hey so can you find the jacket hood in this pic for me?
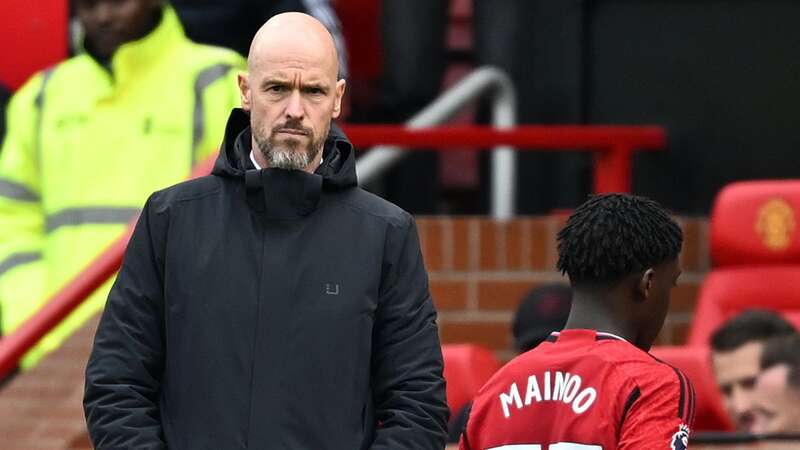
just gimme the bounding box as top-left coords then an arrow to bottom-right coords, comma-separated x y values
212,108 -> 358,218
213,108 -> 357,189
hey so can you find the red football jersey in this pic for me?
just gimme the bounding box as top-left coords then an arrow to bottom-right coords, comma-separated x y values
461,329 -> 695,450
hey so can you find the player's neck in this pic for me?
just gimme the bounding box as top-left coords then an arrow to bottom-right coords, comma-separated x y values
563,294 -> 636,342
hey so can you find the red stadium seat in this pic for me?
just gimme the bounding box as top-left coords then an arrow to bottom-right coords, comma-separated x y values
687,267 -> 800,346
650,346 -> 733,432
442,344 -> 501,418
710,180 -> 800,267
687,180 -> 800,346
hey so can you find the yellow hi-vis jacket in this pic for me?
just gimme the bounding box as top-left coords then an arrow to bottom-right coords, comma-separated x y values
0,6 -> 245,367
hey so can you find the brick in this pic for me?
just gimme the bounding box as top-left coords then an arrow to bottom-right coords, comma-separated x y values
67,431 -> 93,450
0,400 -> 43,420
417,218 -> 444,272
479,220 -> 500,270
9,438 -> 63,450
0,422 -> 35,441
34,355 -> 89,374
6,377 -> 76,398
654,318 -> 694,346
679,218 -> 706,272
0,314 -> 100,450
40,402 -> 85,422
39,420 -> 85,441
430,280 -> 469,311
672,320 -> 691,345
529,218 -> 550,270
439,321 -> 511,350
543,214 -> 568,270
5,440 -> 45,450
452,218 -> 473,271
477,280 -> 538,310
505,220 -> 526,269
669,283 -> 700,314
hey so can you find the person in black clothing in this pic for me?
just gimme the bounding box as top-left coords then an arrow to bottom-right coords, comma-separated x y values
84,13 -> 448,449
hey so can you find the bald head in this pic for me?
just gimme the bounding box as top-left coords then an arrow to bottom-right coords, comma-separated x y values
248,12 -> 340,80
238,12 -> 347,173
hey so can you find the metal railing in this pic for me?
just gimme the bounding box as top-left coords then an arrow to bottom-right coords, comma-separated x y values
355,66 -> 518,219
343,124 -> 665,194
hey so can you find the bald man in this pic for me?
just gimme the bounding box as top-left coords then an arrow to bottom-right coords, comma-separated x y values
84,13 -> 449,450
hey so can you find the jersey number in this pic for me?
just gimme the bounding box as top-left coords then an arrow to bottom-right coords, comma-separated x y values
488,444 -> 602,450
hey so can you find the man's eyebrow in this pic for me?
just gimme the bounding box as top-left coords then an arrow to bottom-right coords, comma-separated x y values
260,78 -> 290,87
259,78 -> 329,90
302,82 -> 328,91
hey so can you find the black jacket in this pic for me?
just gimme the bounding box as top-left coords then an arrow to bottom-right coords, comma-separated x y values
84,109 -> 449,449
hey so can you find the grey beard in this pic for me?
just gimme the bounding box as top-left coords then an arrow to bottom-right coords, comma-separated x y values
253,122 -> 329,171
264,145 -> 314,171
254,134 -> 320,171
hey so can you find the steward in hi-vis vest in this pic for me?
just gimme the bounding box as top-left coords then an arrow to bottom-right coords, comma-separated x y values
0,1 -> 244,367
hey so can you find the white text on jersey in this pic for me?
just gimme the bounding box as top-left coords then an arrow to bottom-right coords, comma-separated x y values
499,371 -> 597,418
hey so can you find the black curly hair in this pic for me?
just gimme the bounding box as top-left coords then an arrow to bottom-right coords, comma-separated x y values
557,193 -> 683,287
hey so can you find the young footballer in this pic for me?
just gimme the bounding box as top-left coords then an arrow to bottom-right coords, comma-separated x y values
461,194 -> 694,450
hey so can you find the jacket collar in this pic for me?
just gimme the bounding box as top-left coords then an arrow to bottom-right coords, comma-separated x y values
215,109 -> 357,220
244,167 -> 324,220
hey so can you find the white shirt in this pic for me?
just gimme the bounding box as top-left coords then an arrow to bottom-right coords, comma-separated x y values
249,150 -> 262,170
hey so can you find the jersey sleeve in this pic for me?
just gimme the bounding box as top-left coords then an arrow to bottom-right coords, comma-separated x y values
618,366 -> 695,450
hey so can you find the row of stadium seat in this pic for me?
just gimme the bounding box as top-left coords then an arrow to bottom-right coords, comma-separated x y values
443,180 -> 800,432
688,179 -> 800,346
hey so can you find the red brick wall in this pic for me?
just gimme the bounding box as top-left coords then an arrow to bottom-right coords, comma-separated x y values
0,316 -> 98,450
419,216 -> 709,361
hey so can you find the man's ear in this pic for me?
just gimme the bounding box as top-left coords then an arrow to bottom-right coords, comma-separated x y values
331,78 -> 347,119
637,268 -> 655,301
238,73 -> 251,111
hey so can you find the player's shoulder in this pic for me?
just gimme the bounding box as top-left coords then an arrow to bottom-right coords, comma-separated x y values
599,340 -> 677,374
632,347 -> 689,386
645,352 -> 695,419
612,346 -> 696,425
602,341 -> 688,389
